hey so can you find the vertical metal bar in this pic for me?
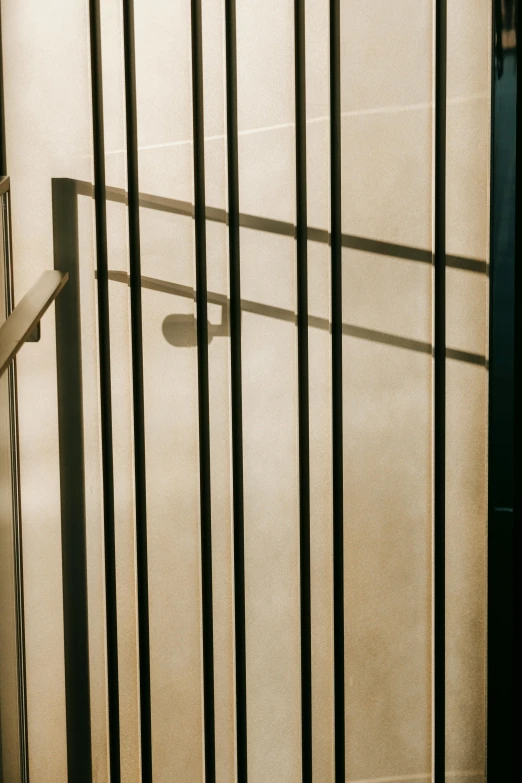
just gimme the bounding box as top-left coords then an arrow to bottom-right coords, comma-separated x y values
88,2 -> 121,780
7,363 -> 29,783
190,2 -> 216,781
434,1 -> 447,781
52,178 -> 93,783
4,189 -> 30,783
0,18 -> 29,781
330,2 -> 345,781
294,1 -> 312,780
3,187 -> 30,783
223,1 -> 248,780
121,3 -> 153,780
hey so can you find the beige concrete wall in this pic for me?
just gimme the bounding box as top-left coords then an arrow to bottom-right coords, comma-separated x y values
1,1 -> 489,781
2,1 -> 95,780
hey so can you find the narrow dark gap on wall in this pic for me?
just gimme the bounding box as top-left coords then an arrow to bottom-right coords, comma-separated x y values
488,1 -> 517,778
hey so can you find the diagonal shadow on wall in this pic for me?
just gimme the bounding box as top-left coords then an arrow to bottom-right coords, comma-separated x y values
75,178 -> 486,367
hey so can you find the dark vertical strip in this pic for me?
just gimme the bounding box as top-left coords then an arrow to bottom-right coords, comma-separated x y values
487,2 -> 516,778
224,1 -> 248,780
88,3 -> 121,780
434,2 -> 447,781
52,178 -> 93,783
294,1 -> 312,781
121,3 -> 153,780
190,2 -> 216,780
514,7 -> 520,772
330,2 -> 345,781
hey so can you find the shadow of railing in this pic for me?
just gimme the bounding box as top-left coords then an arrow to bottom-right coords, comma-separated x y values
73,178 -> 486,367
50,175 -> 488,771
103,268 -> 485,367
75,178 -> 487,275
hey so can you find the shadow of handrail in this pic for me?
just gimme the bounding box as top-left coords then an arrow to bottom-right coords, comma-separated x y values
72,177 -> 486,367
74,179 -> 487,275
103,269 -> 486,367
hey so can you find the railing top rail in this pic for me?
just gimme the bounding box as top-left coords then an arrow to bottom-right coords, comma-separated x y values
0,175 -> 10,197
0,270 -> 68,377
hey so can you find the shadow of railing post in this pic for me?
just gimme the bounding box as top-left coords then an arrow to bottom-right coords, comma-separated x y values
52,178 -> 92,782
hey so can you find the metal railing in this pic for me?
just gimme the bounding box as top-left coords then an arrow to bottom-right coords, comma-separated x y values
0,173 -> 67,783
0,269 -> 68,378
51,4 -> 488,774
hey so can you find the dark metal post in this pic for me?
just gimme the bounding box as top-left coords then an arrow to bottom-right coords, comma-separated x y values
88,2 -> 121,779
121,2 -> 153,780
52,177 -> 93,783
190,1 -> 216,780
224,1 -> 248,780
294,1 -> 312,780
330,2 -> 345,781
487,2 -> 517,777
3,182 -> 30,783
434,2 -> 447,781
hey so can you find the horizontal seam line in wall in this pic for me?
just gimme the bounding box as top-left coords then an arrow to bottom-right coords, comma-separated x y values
84,91 -> 488,156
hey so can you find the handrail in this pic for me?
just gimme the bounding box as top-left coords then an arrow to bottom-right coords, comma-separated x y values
0,175 -> 10,197
0,270 -> 68,377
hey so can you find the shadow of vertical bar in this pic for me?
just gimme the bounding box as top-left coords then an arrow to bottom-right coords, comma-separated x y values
52,177 -> 93,783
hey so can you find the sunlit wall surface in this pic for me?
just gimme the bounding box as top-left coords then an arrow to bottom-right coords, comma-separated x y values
1,1 -> 489,781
